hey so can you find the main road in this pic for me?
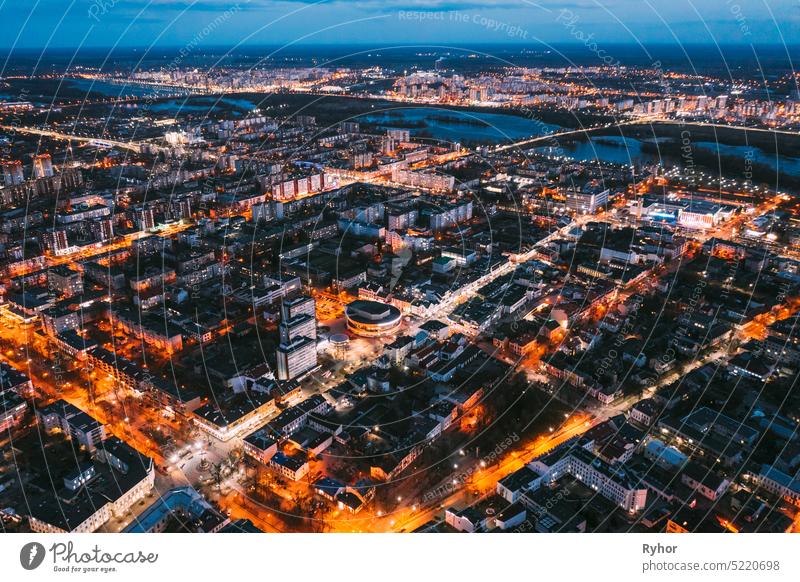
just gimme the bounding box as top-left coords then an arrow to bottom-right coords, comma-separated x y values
384,414 -> 594,533
0,124 -> 142,152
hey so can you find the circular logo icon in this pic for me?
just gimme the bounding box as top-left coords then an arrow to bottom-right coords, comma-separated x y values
20,542 -> 46,570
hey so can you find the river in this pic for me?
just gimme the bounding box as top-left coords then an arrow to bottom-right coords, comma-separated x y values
360,107 -> 800,176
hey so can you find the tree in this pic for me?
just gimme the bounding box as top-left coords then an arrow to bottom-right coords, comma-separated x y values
208,461 -> 225,492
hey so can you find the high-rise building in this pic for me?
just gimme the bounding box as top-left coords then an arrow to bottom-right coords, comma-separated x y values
91,218 -> 114,242
387,128 -> 410,142
32,154 -> 54,178
251,203 -> 273,223
381,137 -> 397,155
469,86 -> 488,102
276,336 -> 317,380
135,207 -> 156,230
339,121 -> 360,133
281,295 -> 315,321
277,294 -> 317,379
2,160 -> 24,186
279,313 -> 317,344
41,228 -> 69,254
173,197 -> 192,220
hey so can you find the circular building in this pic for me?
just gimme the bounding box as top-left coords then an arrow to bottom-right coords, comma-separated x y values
345,300 -> 402,337
329,333 -> 350,359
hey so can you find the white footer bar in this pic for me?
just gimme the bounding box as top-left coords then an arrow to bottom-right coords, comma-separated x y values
3,533 -> 798,581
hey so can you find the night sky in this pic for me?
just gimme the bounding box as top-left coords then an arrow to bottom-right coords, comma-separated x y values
0,0 -> 797,49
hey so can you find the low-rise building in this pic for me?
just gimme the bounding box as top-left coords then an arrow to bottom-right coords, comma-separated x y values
123,486 -> 228,533
529,446 -> 647,513
29,437 -> 155,533
36,400 -> 106,452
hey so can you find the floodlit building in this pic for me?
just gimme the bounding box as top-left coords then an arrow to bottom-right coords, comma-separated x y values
345,300 -> 402,337
276,336 -> 318,380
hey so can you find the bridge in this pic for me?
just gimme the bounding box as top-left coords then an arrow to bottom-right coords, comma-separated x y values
494,118 -> 799,154
0,124 -> 142,153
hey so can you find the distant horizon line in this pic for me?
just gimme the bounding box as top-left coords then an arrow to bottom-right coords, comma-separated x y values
1,41 -> 799,52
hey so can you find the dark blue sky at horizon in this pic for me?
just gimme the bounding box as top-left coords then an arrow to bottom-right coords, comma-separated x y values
1,0 -> 798,51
